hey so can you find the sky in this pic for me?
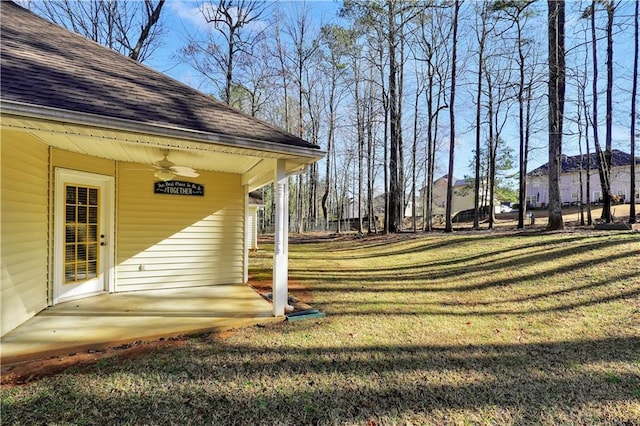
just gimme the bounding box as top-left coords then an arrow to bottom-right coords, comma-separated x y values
142,0 -> 638,185
146,1 -> 343,91
22,0 -> 635,184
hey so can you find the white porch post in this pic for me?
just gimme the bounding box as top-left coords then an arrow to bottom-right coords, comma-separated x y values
273,159 -> 289,316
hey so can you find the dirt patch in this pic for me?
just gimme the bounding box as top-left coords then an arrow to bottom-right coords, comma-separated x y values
1,336 -> 188,387
248,277 -> 313,310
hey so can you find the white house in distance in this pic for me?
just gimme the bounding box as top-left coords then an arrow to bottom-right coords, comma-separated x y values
0,3 -> 324,336
526,150 -> 640,209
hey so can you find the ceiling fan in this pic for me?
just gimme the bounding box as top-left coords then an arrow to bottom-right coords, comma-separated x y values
152,151 -> 199,181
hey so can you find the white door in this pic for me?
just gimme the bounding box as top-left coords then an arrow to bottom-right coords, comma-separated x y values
54,169 -> 114,304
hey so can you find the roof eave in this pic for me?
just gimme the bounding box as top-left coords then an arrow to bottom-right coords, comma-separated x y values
1,100 -> 325,160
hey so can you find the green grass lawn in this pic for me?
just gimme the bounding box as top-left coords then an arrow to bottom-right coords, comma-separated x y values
3,230 -> 639,425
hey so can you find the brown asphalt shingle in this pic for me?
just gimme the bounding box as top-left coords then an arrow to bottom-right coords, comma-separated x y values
0,1 -> 319,150
528,150 -> 640,176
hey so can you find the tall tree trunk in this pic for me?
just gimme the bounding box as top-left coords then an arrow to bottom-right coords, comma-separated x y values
524,82 -> 532,221
367,94 -> 375,234
296,52 -> 304,233
590,1 -> 608,221
225,30 -> 234,105
473,4 -> 487,229
578,91 -> 586,226
388,1 -> 400,233
586,120 -> 593,225
424,49 -> 435,232
603,0 -> 616,222
425,83 -> 434,232
356,75 -> 364,234
445,0 -> 460,233
517,18 -> 527,229
322,90 -> 334,230
489,105 -> 497,230
275,18 -> 290,133
486,70 -> 495,230
547,0 -> 565,230
398,17 -> 406,231
412,78 -> 420,232
384,92 -> 390,234
631,0 -> 638,223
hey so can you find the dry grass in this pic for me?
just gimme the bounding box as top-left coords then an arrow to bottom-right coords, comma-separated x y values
2,230 -> 639,425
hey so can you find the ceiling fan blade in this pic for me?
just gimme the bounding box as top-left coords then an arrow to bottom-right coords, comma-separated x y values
174,170 -> 199,178
151,152 -> 198,179
171,165 -> 197,174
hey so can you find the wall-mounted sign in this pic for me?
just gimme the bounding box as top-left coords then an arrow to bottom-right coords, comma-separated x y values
154,180 -> 204,196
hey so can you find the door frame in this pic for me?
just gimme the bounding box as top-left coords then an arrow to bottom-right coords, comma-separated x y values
53,168 -> 115,304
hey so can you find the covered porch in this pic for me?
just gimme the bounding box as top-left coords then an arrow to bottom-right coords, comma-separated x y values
0,284 -> 279,366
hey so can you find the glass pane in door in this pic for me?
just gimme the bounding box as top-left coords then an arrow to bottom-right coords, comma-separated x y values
64,184 -> 100,284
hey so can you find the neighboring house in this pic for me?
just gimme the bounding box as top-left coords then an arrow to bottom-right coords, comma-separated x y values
526,150 -> 640,209
418,176 -> 494,218
429,176 -> 451,216
0,3 -> 323,336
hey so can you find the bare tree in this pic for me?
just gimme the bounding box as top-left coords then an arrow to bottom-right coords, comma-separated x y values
388,0 -> 402,233
547,0 -> 565,230
320,25 -> 351,230
410,62 -> 425,232
29,0 -> 165,62
584,2 -> 606,220
472,2 -> 492,229
269,8 -> 292,133
490,0 -> 537,229
576,20 -> 594,225
283,4 -> 321,232
603,0 -> 616,222
181,0 -> 268,104
415,7 -> 449,232
484,52 -> 515,230
631,0 -> 638,224
576,64 -> 588,226
445,0 -> 461,233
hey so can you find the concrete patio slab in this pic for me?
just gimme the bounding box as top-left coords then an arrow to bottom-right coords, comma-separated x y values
1,284 -> 280,365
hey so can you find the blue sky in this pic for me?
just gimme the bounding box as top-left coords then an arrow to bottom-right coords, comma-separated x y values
146,1 -> 343,91
19,0 -> 638,182
144,0 -> 637,183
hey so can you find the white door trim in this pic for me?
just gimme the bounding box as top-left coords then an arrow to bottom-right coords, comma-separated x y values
53,168 -> 115,304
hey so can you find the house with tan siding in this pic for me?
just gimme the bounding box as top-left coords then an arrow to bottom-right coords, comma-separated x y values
417,176 -> 495,222
0,2 -> 323,336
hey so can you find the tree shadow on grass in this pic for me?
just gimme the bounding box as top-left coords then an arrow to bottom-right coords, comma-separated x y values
3,336 -> 639,424
322,293 -> 640,321
292,243 -> 639,297
287,231 -> 594,261
5,234 -> 637,424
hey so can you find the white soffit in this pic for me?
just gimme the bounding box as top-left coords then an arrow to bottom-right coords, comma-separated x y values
1,114 -> 320,176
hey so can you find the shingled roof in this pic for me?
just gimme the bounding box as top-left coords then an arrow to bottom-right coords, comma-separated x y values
0,1 -> 318,151
528,150 -> 640,176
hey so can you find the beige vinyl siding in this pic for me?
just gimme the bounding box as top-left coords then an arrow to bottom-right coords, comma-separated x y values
116,163 -> 245,291
51,148 -> 116,176
1,131 -> 49,336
